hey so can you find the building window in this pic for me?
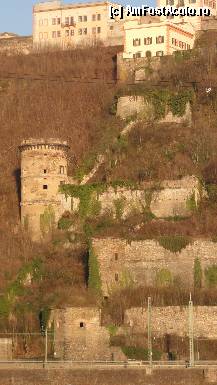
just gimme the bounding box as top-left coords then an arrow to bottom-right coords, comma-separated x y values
146,50 -> 152,58
92,27 -> 96,34
44,32 -> 48,40
115,253 -> 118,261
133,52 -> 142,58
57,31 -> 61,38
144,37 -> 152,45
97,27 -> 101,33
65,17 -> 69,25
44,169 -> 47,174
133,38 -> 141,46
115,273 -> 119,282
65,30 -> 70,37
110,25 -> 114,30
39,32 -> 43,40
43,185 -> 48,190
156,36 -> 164,44
166,0 -> 174,3
78,29 -> 82,35
52,31 -> 56,38
187,44 -> 190,49
83,28 -> 87,35
97,14 -> 101,20
80,322 -> 85,328
71,30 -> 74,36
60,181 -> 65,185
59,166 -> 65,174
92,14 -> 96,21
57,18 -> 61,25
156,51 -> 164,56
52,18 -> 56,25
39,19 -> 43,26
78,16 -> 83,22
70,17 -> 74,24
83,15 -> 87,22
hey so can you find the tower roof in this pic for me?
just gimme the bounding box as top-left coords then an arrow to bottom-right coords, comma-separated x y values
19,138 -> 70,151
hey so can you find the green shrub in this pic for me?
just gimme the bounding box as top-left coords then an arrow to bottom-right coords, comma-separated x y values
158,235 -> 190,253
156,269 -> 173,286
58,217 -> 73,230
107,324 -> 118,336
205,265 -> 217,287
88,244 -> 102,294
121,346 -> 162,361
194,258 -> 202,288
206,184 -> 217,203
114,198 -> 125,220
186,192 -> 197,212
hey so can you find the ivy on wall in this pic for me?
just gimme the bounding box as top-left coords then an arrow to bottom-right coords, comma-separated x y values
88,244 -> 102,295
40,205 -> 55,236
194,258 -> 202,288
205,265 -> 217,287
156,268 -> 173,287
0,259 -> 42,318
115,87 -> 194,119
60,181 -> 137,220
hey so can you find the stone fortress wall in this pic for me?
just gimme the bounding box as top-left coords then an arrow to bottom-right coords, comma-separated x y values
71,176 -> 202,220
124,306 -> 217,339
49,307 -> 125,361
116,96 -> 192,126
92,237 -> 217,296
0,35 -> 32,55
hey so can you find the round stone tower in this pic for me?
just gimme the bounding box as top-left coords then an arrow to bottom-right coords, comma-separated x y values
19,138 -> 70,241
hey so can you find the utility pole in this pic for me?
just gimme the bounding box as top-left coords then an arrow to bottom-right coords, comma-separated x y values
147,297 -> 152,368
189,293 -> 194,367
44,328 -> 48,367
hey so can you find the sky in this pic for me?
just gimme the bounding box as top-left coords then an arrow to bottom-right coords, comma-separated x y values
0,0 -> 154,36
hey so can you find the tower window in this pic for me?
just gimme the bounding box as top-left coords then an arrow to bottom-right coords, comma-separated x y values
115,273 -> 119,282
59,166 -> 65,174
115,253 -> 118,261
43,185 -> 48,190
44,169 -> 47,174
80,322 -> 85,328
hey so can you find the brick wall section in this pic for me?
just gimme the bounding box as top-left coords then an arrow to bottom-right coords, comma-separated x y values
92,238 -> 217,296
49,307 -> 125,361
124,306 -> 217,338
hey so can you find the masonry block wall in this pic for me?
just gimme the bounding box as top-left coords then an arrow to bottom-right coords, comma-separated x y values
124,306 -> 217,338
116,96 -> 192,125
92,238 -> 217,296
49,307 -> 125,361
0,36 -> 32,55
70,176 -> 201,220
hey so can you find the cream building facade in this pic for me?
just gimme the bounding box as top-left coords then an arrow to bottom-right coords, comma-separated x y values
123,19 -> 194,59
158,0 -> 217,31
33,1 -> 124,48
